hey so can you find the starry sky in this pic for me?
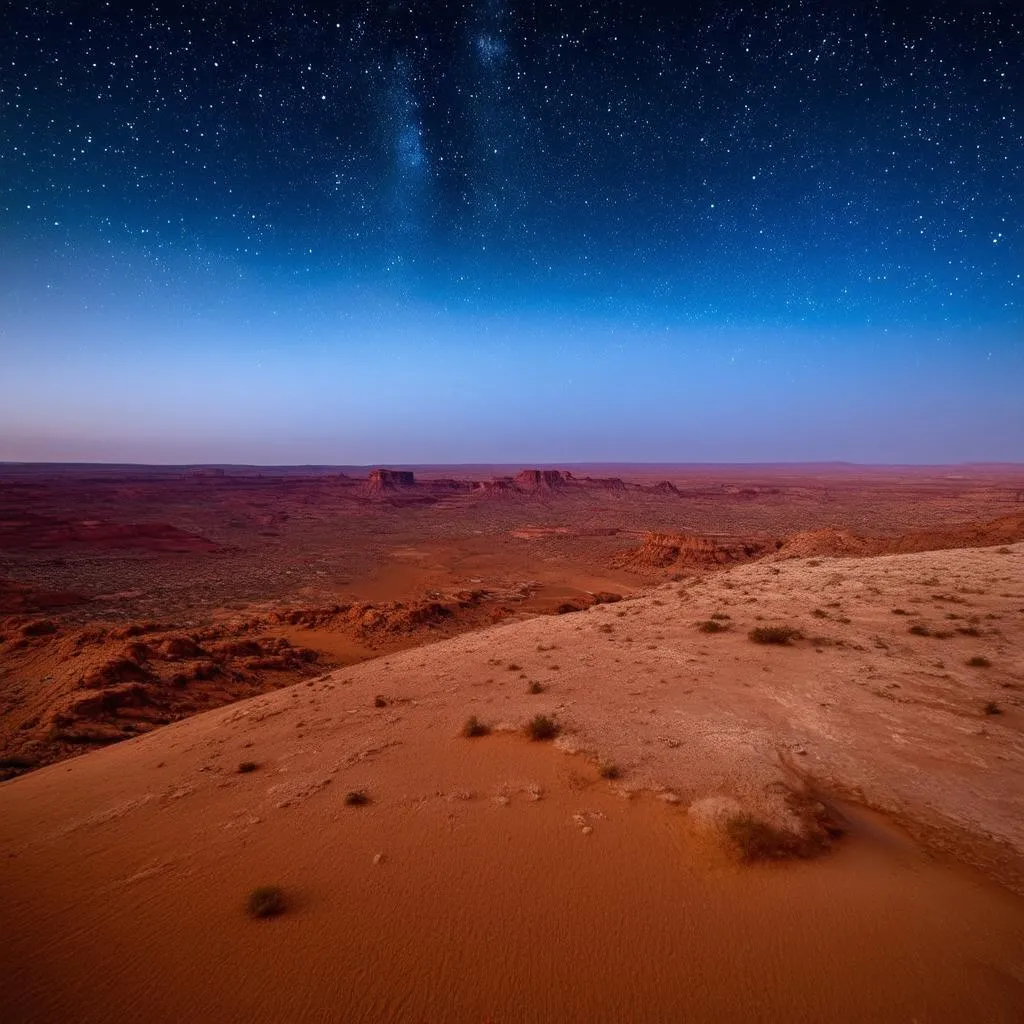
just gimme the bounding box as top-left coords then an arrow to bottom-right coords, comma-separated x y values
1,1 -> 1021,464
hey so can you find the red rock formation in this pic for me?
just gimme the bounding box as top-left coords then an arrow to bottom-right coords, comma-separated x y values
366,469 -> 416,489
614,532 -> 773,571
582,477 -> 628,491
515,469 -> 569,489
778,512 -> 1024,559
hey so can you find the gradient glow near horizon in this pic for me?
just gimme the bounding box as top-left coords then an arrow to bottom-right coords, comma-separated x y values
1,2 -> 1021,464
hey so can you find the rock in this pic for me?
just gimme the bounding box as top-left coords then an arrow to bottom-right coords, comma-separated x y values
514,469 -> 570,489
161,636 -> 207,660
366,469 -> 416,490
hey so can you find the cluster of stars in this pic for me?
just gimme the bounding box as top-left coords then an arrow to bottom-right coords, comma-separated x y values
1,0 -> 1020,328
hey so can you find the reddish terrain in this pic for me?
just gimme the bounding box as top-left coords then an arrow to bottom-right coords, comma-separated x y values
1,462 -> 1022,776
2,462 -> 1024,1023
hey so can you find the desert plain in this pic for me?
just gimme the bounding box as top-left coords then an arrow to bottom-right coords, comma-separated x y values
1,462 -> 1023,1022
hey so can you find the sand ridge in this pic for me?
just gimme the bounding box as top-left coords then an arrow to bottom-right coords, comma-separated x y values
1,541 -> 1022,1022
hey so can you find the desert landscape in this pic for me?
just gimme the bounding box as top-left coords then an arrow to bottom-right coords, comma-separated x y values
2,462 -> 1023,1022
4,0 -> 1022,1018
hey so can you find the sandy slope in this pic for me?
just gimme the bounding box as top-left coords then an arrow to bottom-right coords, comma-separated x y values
1,544 -> 1022,1023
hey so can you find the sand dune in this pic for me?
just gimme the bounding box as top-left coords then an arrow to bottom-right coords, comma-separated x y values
2,543 -> 1022,1022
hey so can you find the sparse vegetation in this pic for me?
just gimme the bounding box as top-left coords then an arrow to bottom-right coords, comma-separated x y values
697,619 -> 727,633
748,625 -> 802,645
247,886 -> 286,918
344,789 -> 370,806
597,761 -> 621,780
237,760 -> 259,773
966,656 -> 992,668
526,714 -> 559,741
462,715 -> 490,738
723,813 -> 803,861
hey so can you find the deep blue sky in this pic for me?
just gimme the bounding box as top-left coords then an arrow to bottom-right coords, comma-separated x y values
1,1 -> 1021,463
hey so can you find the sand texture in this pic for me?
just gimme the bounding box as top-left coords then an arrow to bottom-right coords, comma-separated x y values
2,542 -> 1022,1022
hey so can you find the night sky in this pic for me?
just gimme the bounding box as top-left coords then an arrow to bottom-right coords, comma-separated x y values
2,1 -> 1021,464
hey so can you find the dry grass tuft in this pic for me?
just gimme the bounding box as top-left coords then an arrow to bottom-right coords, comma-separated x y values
697,619 -> 728,633
724,814 -> 805,861
247,886 -> 286,919
748,625 -> 802,645
462,715 -> 490,738
526,714 -> 560,741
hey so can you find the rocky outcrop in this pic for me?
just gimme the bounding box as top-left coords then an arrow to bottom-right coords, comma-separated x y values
366,469 -> 416,490
646,480 -> 681,496
614,532 -> 774,572
777,512 -> 1024,560
582,476 -> 628,491
515,469 -> 570,489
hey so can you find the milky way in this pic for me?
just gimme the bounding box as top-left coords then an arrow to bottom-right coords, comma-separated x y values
1,2 -> 1021,463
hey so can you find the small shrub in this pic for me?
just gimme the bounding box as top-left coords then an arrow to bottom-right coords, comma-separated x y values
462,715 -> 490,738
527,681 -> 545,694
526,714 -> 559,741
237,760 -> 259,774
373,695 -> 387,708
724,814 -> 802,861
908,624 -> 931,637
983,701 -> 1002,716
247,886 -> 286,919
967,656 -> 991,668
344,789 -> 370,806
598,762 -> 621,780
697,619 -> 727,633
748,625 -> 802,645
